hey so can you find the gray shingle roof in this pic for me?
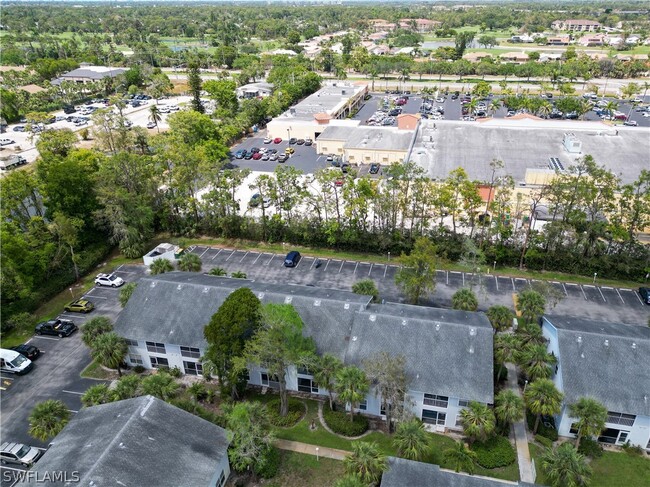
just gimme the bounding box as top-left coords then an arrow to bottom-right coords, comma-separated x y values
545,316 -> 650,416
60,67 -> 127,80
115,273 -> 493,402
17,396 -> 229,487
381,457 -> 540,487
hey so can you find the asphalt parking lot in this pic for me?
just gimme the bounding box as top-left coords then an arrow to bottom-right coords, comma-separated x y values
228,135 -> 327,174
188,245 -> 649,326
0,265 -> 147,486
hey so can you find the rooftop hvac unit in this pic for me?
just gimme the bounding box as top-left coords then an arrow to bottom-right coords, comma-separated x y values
562,132 -> 582,154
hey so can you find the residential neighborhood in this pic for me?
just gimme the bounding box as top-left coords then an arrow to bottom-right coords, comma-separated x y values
1,1 -> 649,487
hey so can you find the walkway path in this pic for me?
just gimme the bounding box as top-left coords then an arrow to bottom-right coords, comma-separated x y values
506,362 -> 536,483
274,439 -> 349,461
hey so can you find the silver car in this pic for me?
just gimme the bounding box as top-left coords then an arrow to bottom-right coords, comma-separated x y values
0,442 -> 43,467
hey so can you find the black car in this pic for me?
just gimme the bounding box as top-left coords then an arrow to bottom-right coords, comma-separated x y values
639,287 -> 650,305
244,151 -> 253,160
369,163 -> 380,174
296,139 -> 305,145
251,147 -> 260,153
289,138 -> 297,145
11,344 -> 41,361
35,319 -> 78,338
63,105 -> 76,114
341,163 -> 350,173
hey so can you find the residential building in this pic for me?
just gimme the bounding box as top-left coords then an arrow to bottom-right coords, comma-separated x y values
510,34 -> 535,43
235,82 -> 274,99
542,316 -> 650,450
398,18 -> 442,33
367,19 -> 397,32
551,19 -> 601,32
546,36 -> 570,46
51,63 -> 127,85
499,52 -> 530,64
367,31 -> 389,42
114,273 -> 495,430
463,52 -> 493,62
381,457 -> 540,487
578,34 -> 606,46
17,396 -> 231,487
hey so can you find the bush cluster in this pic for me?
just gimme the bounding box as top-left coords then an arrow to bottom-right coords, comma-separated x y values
169,399 -> 226,428
526,412 -> 558,441
265,398 -> 304,427
534,434 -> 554,448
322,405 -> 368,437
621,442 -> 644,456
254,445 -> 280,479
578,437 -> 603,458
472,436 -> 516,469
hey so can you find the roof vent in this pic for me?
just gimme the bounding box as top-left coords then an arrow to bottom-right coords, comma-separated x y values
577,336 -> 582,344
314,299 -> 321,307
604,339 -> 609,347
435,323 -> 440,331
202,287 -> 209,294
352,336 -> 357,341
580,352 -> 585,359
632,342 -> 637,350
369,314 -> 376,322
469,327 -> 477,336
344,303 -> 350,310
258,292 -> 265,299
469,345 -> 475,354
150,282 -> 156,288
176,285 -> 183,291
402,320 -> 407,326
285,296 -> 293,304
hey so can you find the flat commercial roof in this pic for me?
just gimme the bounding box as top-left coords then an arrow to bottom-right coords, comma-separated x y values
318,125 -> 414,152
277,82 -> 366,121
409,118 -> 650,184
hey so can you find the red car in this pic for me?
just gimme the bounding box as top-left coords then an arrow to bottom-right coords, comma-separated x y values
252,152 -> 262,160
334,179 -> 344,187
273,137 -> 282,144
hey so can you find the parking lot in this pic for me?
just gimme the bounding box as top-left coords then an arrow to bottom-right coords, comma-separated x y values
228,135 -> 327,174
188,245 -> 649,326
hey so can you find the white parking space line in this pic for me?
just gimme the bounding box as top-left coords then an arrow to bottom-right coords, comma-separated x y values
226,251 -> 236,261
511,278 -> 516,291
632,291 -> 644,305
579,285 -> 588,300
239,251 -> 249,263
562,283 -> 568,296
449,271 -> 461,274
615,288 -> 625,303
265,254 -> 275,266
446,271 -> 449,285
339,261 -> 345,273
353,262 -> 359,274
67,409 -> 79,414
597,287 -> 606,302
368,264 -> 373,276
494,275 -> 498,291
62,390 -> 84,395
211,248 -> 223,260
294,257 -> 302,268
199,247 -> 210,258
384,265 -> 388,278
114,270 -> 138,274
462,273 -> 465,286
324,259 -> 332,272
86,295 -> 108,299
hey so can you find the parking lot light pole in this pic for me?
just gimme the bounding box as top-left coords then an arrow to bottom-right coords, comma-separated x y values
387,251 -> 390,262
593,272 -> 597,284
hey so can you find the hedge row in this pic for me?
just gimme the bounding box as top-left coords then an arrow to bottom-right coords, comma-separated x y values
266,398 -> 305,427
472,436 -> 516,469
323,405 -> 368,437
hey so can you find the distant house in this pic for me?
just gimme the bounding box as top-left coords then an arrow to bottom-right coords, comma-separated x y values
115,273 -> 495,432
52,62 -> 127,85
551,19 -> 601,32
510,34 -> 535,43
539,52 -> 563,62
368,31 -> 389,42
463,52 -> 492,62
542,316 -> 650,451
578,34 -> 606,46
499,52 -> 530,63
17,396 -> 231,487
367,19 -> 397,32
398,18 -> 442,33
370,44 -> 391,56
266,48 -> 297,56
547,36 -> 570,46
235,82 -> 274,99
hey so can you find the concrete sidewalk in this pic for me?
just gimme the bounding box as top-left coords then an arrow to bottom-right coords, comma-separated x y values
506,362 -> 536,483
274,439 -> 349,461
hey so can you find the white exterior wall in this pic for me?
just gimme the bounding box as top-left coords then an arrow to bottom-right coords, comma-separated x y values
409,391 -> 468,432
208,455 -> 231,487
125,340 -> 204,376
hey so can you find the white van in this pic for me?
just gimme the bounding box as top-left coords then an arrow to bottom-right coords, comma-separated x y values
0,349 -> 34,375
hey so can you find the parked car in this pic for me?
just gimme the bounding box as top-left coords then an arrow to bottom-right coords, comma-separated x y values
252,152 -> 262,160
263,137 -> 272,144
12,126 -> 25,132
623,120 -> 638,126
0,442 -> 43,467
10,344 -> 41,361
244,151 -> 253,160
94,273 -> 125,287
249,193 -> 262,207
63,105 -> 76,114
369,163 -> 380,174
35,319 -> 78,337
0,349 -> 34,375
289,138 -> 297,145
639,287 -> 650,305
269,153 -> 278,161
296,139 -> 305,145
278,154 -> 288,163
0,138 -> 16,146
283,250 -> 301,267
64,298 -> 95,313
334,178 -> 344,187
341,163 -> 350,173
273,137 -> 282,144
304,138 -> 313,146
285,147 -> 295,155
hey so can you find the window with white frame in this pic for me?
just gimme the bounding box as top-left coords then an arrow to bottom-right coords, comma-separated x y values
423,394 -> 448,408
146,341 -> 166,354
298,377 -> 318,393
180,346 -> 201,359
606,412 -> 636,426
458,399 -> 469,407
569,423 -> 579,435
261,373 -> 279,385
150,356 -> 169,368
125,339 -> 138,347
216,470 -> 226,487
358,399 -> 367,411
129,354 -> 143,365
183,361 -> 203,376
421,409 -> 446,426
455,415 -> 463,428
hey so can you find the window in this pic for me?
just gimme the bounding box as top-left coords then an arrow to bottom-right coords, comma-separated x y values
146,342 -> 166,354
298,377 -> 318,393
129,354 -> 143,365
423,394 -> 448,408
458,399 -> 469,407
216,470 -> 226,487
358,399 -> 367,411
322,146 -> 327,152
180,346 -> 201,359
570,423 -> 579,435
297,366 -> 311,375
422,409 -> 446,426
455,415 -> 463,428
261,373 -> 279,386
125,339 -> 138,347
607,412 -> 636,427
150,356 -> 169,368
184,361 -> 203,376
380,403 -> 387,416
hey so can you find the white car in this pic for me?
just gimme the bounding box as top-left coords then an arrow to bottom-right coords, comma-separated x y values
0,138 -> 15,146
94,273 -> 125,287
146,122 -> 156,129
642,112 -> 650,118
263,137 -> 272,144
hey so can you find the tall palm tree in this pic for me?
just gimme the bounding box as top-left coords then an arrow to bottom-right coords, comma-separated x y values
91,332 -> 128,376
393,419 -> 431,461
336,366 -> 370,421
516,289 -> 546,324
494,389 -> 525,432
460,401 -> 496,444
344,441 -> 388,485
486,305 -> 514,333
518,343 -> 557,381
541,443 -> 592,487
178,252 -> 202,272
494,333 -> 520,379
28,400 -> 71,442
489,99 -> 501,117
81,383 -> 114,407
313,353 -> 343,411
113,375 -> 141,400
642,81 -> 650,100
516,322 -> 545,346
569,397 -> 607,449
443,440 -> 478,474
537,100 -> 552,118
604,100 -> 618,119
577,99 -> 592,120
524,379 -> 564,434
451,288 -> 479,311
149,104 -> 162,133
81,316 -> 113,348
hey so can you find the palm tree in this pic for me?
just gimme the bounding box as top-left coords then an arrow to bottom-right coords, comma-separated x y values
150,258 -> 174,275
177,252 -> 202,272
516,289 -> 546,324
642,81 -> 650,100
620,82 -> 639,101
486,305 -> 514,333
335,366 -> 370,422
604,100 -> 618,119
113,375 -> 141,400
516,322 -> 545,346
489,99 -> 501,117
537,100 -> 552,119
494,389 -> 525,432
451,288 -> 479,311
81,383 -> 114,407
141,373 -> 180,400
81,316 -> 113,347
149,104 -> 162,133
28,400 -> 71,441
208,267 -> 227,276
344,441 -> 388,486
494,333 -> 520,379
460,401 -> 496,444
524,379 -> 564,434
313,353 -> 343,410
569,397 -> 607,449
230,271 -> 247,278
541,443 -> 592,487
577,99 -> 592,120
393,419 -> 431,461
443,440 -> 478,474
518,343 -> 557,381
91,332 -> 128,376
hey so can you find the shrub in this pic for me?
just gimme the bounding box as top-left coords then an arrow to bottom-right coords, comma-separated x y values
2,312 -> 34,335
188,382 -> 208,402
471,436 -> 516,469
169,366 -> 182,378
266,398 -> 304,427
578,437 -> 603,458
622,442 -> 644,456
133,365 -> 146,374
526,411 -> 558,441
535,434 -> 554,448
323,404 -> 369,437
254,445 -> 280,479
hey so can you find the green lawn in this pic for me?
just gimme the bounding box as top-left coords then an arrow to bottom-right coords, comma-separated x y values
80,359 -> 115,380
529,442 -> 650,487
265,450 -> 345,487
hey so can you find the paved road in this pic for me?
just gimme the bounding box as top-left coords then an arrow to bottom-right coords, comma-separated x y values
188,245 -> 650,326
